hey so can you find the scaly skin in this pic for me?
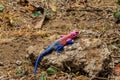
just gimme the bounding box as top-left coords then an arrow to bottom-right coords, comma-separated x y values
34,30 -> 79,74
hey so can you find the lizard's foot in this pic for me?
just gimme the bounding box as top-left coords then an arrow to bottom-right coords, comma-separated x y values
56,45 -> 64,53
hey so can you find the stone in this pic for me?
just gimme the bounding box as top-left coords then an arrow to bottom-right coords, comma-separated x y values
39,30 -> 111,79
0,75 -> 9,80
0,62 -> 4,66
16,60 -> 22,66
26,46 -> 37,54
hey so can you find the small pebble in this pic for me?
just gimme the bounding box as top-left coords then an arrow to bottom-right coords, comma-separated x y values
0,75 -> 8,79
0,62 -> 4,66
26,46 -> 36,54
25,54 -> 29,59
16,60 -> 22,66
77,47 -> 83,51
68,46 -> 73,50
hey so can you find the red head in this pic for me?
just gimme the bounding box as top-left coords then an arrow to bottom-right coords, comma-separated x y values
60,30 -> 79,45
69,30 -> 79,39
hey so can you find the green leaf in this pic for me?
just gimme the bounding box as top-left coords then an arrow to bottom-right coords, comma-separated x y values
39,73 -> 46,80
114,11 -> 120,23
46,66 -> 57,75
114,11 -> 120,18
0,5 -> 5,11
116,0 -> 120,3
15,67 -> 23,75
32,11 -> 42,17
117,48 -> 120,53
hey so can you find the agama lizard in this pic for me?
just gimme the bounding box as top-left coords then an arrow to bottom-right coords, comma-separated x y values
34,30 -> 79,74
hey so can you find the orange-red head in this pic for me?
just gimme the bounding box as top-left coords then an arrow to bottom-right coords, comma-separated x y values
68,30 -> 79,39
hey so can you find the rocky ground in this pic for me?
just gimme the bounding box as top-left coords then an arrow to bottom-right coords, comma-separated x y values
0,0 -> 120,80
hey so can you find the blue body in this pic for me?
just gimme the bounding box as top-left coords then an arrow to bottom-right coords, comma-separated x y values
34,40 -> 74,74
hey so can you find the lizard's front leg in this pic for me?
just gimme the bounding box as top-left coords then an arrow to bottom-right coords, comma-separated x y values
66,40 -> 74,45
56,45 -> 64,53
56,40 -> 74,53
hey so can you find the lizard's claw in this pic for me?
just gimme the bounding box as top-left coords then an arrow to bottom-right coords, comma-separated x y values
56,45 -> 64,53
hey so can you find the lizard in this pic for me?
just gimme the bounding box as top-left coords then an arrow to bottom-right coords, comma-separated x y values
34,30 -> 79,74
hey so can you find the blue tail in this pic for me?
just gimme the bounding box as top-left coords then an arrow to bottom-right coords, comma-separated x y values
34,48 -> 54,74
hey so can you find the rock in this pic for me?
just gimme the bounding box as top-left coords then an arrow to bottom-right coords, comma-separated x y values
40,30 -> 111,79
0,62 -> 4,66
79,30 -> 99,36
26,46 -> 38,65
26,53 -> 36,66
64,43 -> 81,51
25,54 -> 29,59
80,38 -> 102,49
16,60 -> 22,66
0,75 -> 9,80
26,46 -> 37,54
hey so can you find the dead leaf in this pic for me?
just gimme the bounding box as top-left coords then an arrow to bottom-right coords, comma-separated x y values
49,1 -> 57,12
27,4 -> 36,12
49,4 -> 57,12
115,65 -> 120,73
34,12 -> 46,29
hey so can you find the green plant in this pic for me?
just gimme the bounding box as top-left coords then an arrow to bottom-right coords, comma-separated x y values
46,66 -> 58,75
116,0 -> 120,3
15,67 -> 23,75
39,73 -> 46,80
114,10 -> 120,22
32,11 -> 42,17
0,5 -> 4,11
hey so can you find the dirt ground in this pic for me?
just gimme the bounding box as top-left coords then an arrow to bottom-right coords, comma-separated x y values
0,0 -> 120,80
